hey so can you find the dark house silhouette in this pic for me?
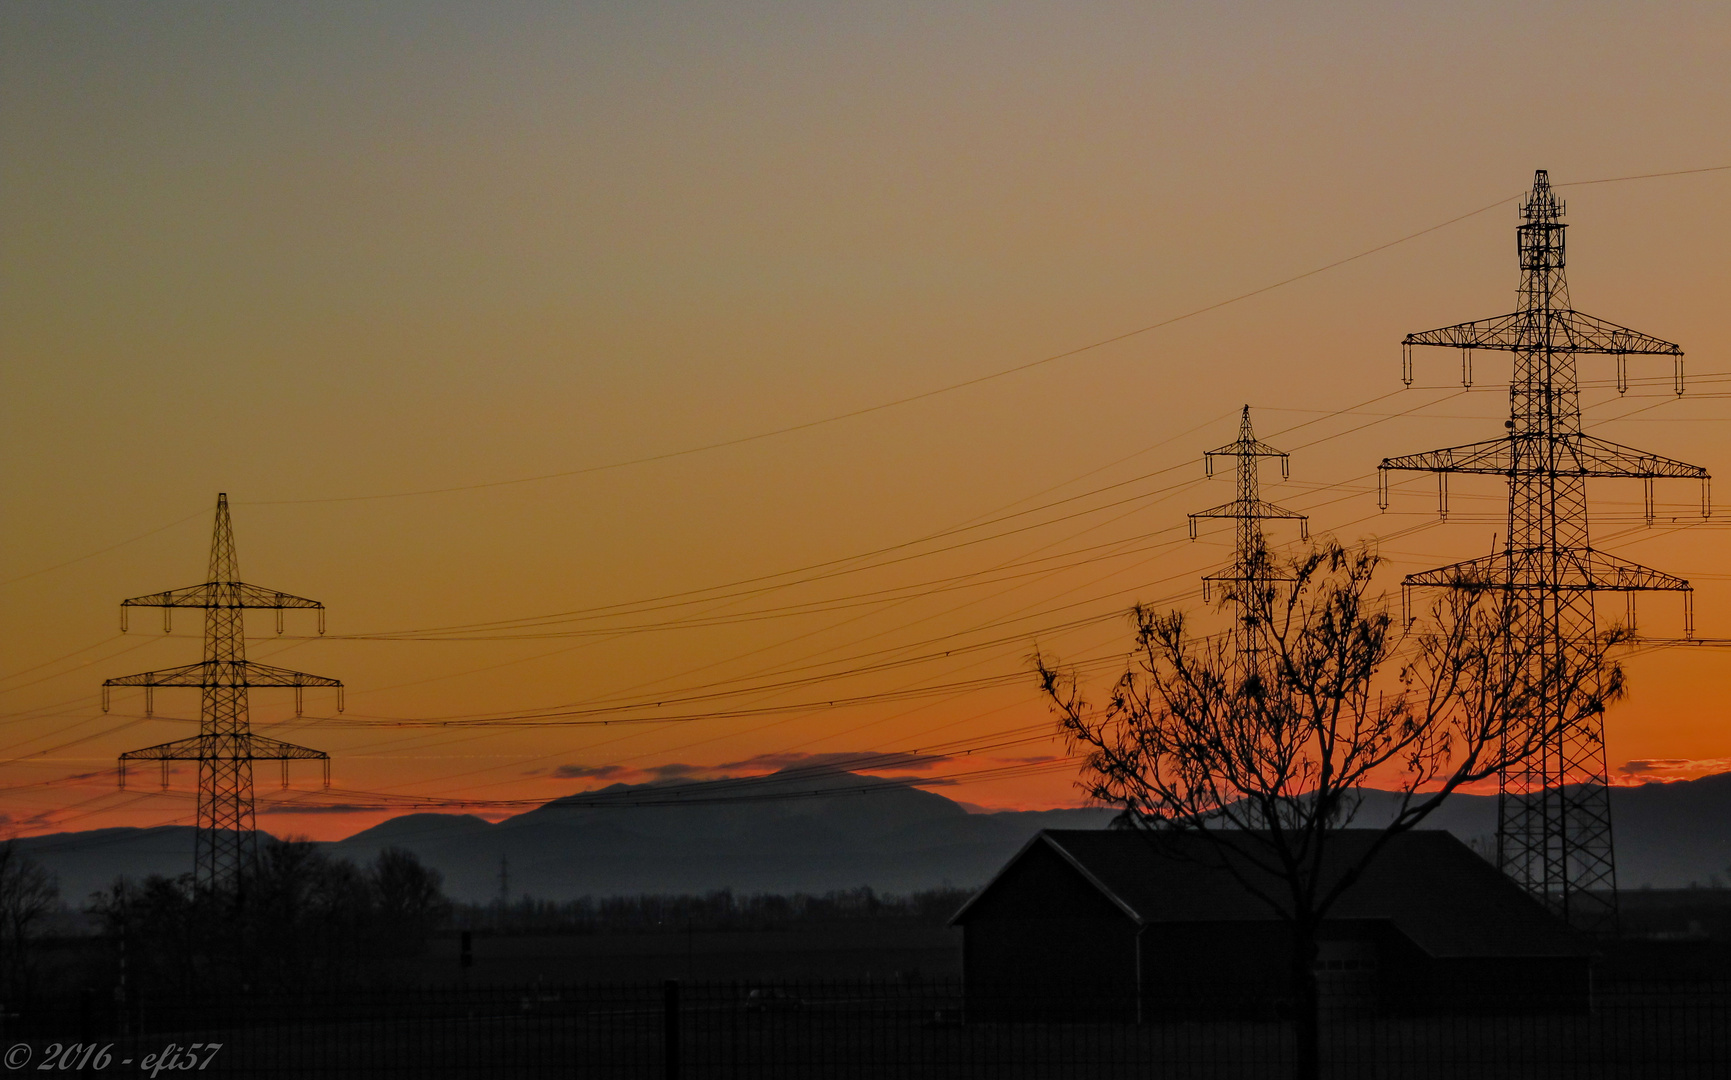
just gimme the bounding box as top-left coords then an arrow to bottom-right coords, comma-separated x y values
950,829 -> 1592,1021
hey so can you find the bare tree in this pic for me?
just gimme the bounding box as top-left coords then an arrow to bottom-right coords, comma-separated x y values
0,841 -> 59,1002
1037,540 -> 1623,1080
370,846 -> 450,955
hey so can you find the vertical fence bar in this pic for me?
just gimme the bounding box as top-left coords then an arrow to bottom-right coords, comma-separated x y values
663,980 -> 680,1080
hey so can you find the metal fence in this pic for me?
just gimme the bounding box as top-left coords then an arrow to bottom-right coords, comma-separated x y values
4,978 -> 1728,1078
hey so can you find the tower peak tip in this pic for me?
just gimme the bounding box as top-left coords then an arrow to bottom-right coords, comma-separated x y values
1521,169 -> 1564,222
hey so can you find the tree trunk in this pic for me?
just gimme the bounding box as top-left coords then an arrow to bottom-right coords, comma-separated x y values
1290,921 -> 1321,1080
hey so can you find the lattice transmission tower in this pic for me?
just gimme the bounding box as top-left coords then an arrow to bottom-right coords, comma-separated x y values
1379,170 -> 1709,931
104,494 -> 341,892
1189,406 -> 1308,670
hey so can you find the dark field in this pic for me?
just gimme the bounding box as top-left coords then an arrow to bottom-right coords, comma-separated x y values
416,924 -> 962,985
411,891 -> 1731,986
9,980 -> 1730,1079
15,893 -> 1731,1077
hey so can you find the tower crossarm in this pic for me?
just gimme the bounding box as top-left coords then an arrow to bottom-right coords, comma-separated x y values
119,735 -> 218,762
1405,312 -> 1523,351
1566,436 -> 1708,480
1204,565 -> 1297,585
1402,549 -> 1690,592
1398,553 -> 1504,589
1554,311 -> 1682,356
223,660 -> 342,688
121,735 -> 327,762
104,659 -> 341,689
242,734 -> 330,761
1188,498 -> 1307,522
1568,549 -> 1691,592
1405,310 -> 1682,356
104,661 -> 209,688
121,581 -> 325,610
1204,405 -> 1293,477
1381,434 -> 1707,480
1205,438 -> 1290,461
1188,498 -> 1309,542
119,733 -> 328,789
1382,437 -> 1514,475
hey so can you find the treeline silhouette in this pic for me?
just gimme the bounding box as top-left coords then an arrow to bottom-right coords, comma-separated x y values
452,885 -> 973,935
89,839 -> 449,999
0,840 -> 60,1005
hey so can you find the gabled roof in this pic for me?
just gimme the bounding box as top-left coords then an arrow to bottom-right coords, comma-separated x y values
953,829 -> 1590,959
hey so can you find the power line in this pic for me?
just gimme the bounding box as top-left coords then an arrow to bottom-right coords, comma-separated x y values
245,236 -> 1515,504
241,164 -> 1730,507
0,509 -> 206,590
320,387 -> 1447,647
23,166 -> 1731,836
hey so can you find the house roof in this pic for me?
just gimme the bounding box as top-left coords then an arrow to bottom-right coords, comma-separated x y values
953,828 -> 1591,959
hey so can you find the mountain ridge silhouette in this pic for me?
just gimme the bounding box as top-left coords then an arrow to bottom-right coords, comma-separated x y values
18,769 -> 1731,904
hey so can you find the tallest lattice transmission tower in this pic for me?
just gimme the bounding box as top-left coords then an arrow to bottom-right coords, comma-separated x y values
1380,170 -> 1710,931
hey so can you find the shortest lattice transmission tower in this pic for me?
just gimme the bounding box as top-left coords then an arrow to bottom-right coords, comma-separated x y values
1188,407 -> 1308,666
105,494 -> 340,892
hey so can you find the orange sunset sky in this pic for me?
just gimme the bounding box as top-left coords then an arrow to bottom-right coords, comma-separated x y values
4,2 -> 1731,841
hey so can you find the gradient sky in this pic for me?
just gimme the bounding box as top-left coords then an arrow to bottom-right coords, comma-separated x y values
4,1 -> 1730,840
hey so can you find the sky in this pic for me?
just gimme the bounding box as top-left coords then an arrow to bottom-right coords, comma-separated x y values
3,1 -> 1731,840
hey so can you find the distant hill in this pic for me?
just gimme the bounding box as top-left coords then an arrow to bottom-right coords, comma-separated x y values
15,825 -> 205,903
1345,774 -> 1731,888
18,770 -> 1731,904
323,771 -> 1116,903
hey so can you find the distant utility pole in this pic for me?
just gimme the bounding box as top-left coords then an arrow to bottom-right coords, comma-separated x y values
1188,406 -> 1308,674
498,854 -> 510,908
1380,170 -> 1709,932
105,494 -> 340,892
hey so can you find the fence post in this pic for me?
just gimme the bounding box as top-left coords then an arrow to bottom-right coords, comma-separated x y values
663,979 -> 681,1080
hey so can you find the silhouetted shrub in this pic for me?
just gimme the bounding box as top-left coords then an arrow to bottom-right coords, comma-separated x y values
451,884 -> 972,935
87,839 -> 449,997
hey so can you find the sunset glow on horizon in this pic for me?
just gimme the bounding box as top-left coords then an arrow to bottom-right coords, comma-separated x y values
5,2 -> 1731,842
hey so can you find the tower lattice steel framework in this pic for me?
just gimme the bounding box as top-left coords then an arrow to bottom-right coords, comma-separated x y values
1189,406 -> 1308,671
105,494 -> 339,892
1379,169 -> 1709,931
